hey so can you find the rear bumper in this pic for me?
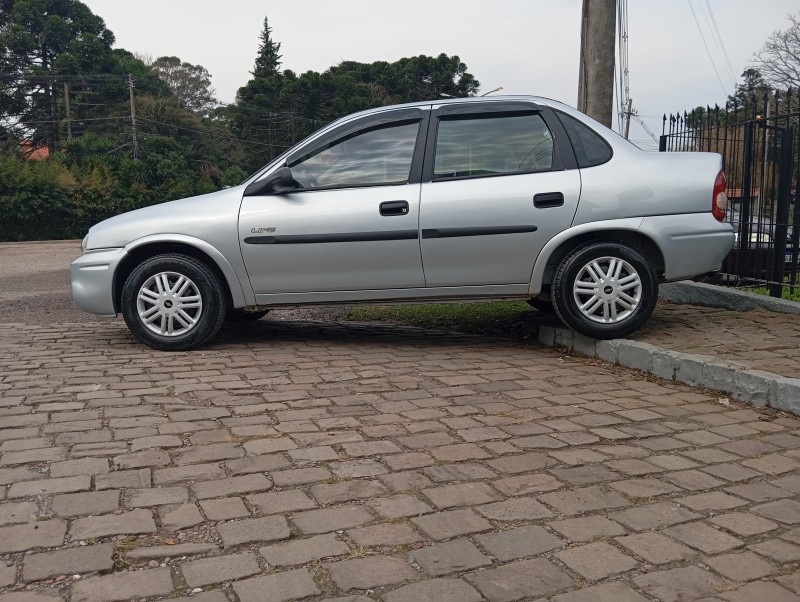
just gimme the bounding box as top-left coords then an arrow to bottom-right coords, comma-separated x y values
639,214 -> 735,281
70,248 -> 128,316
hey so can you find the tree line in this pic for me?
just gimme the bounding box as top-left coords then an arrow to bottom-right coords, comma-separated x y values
0,1 -> 479,241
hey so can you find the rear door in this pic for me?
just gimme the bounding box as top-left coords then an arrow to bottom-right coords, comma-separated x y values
419,102 -> 581,287
239,108 -> 429,296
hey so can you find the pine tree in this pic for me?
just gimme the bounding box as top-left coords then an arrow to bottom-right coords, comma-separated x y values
252,16 -> 282,78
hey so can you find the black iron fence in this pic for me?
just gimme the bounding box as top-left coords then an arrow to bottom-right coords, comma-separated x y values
659,90 -> 799,298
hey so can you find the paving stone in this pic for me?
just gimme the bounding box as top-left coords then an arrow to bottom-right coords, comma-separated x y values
0,520 -> 66,553
718,582 -> 800,602
725,481 -> 793,502
742,453 -> 800,475
556,541 -> 638,581
633,566 -> 724,602
384,452 -> 435,471
486,452 -> 557,473
0,592 -> 63,601
289,445 -> 339,462
248,490 -> 317,514
663,521 -> 744,554
326,556 -> 417,590
412,508 -> 492,540
113,449 -> 170,469
166,593 -> 226,602
0,500 -> 37,525
610,501 -> 701,531
292,506 -> 373,534
0,447 -> 66,466
677,491 -> 748,511
347,522 -> 424,546
749,538 -> 800,562
126,542 -> 217,560
192,473 -> 272,499
422,482 -> 502,509
310,479 -> 387,505
52,490 -> 120,517
539,485 -> 630,515
50,458 -> 109,478
410,538 -> 491,575
663,469 -> 725,491
0,467 -> 40,486
227,454 -> 290,475
233,568 -> 321,602
160,503 -> 203,531
153,463 -> 225,485
180,551 -> 260,587
616,532 -> 696,564
341,440 -> 403,457
217,515 -> 290,548
0,565 -> 14,588
551,582 -> 650,602
367,494 -> 432,518
776,574 -> 800,596
700,462 -> 761,482
71,567 -> 173,602
329,458 -> 388,478
492,474 -> 562,496
70,508 -> 156,539
271,466 -> 332,486
475,496 -> 554,521
130,435 -> 183,450
7,475 -> 91,498
709,512 -> 779,536
95,468 -> 151,490
549,465 -> 619,485
752,499 -> 800,524
125,486 -> 187,507
199,497 -> 249,520
475,525 -> 564,561
705,550 -> 776,580
383,578 -> 483,602
610,478 -> 681,498
465,557 -> 573,602
549,515 -> 627,542
23,543 -> 114,581
260,533 -> 349,566
422,464 -> 494,482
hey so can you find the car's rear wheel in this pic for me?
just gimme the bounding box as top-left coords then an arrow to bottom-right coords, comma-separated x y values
121,254 -> 226,351
551,241 -> 657,340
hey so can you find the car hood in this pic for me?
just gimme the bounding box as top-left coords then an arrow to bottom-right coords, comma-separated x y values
85,187 -> 243,250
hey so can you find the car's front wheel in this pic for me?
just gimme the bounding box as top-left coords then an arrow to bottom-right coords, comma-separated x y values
121,254 -> 226,351
551,241 -> 657,340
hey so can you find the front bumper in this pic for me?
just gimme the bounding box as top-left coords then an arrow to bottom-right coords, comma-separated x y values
70,247 -> 128,316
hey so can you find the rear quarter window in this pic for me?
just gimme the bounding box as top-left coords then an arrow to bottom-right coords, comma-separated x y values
555,111 -> 612,168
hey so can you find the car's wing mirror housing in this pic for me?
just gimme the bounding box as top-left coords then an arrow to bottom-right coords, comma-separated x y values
243,167 -> 296,196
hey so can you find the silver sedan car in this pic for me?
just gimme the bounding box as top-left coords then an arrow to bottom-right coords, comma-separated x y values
71,96 -> 734,350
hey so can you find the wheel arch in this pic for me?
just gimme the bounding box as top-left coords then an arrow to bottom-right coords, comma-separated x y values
113,235 -> 248,314
528,220 -> 665,296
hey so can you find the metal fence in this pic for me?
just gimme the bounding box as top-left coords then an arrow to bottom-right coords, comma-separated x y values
659,90 -> 799,298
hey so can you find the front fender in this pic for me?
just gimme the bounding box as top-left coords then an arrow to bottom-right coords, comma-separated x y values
527,217 -> 645,295
124,234 -> 254,307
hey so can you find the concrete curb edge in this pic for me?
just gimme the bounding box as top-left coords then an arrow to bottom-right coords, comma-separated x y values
659,281 -> 800,314
538,324 -> 800,415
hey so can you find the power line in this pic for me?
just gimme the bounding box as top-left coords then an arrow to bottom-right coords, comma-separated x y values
687,0 -> 729,98
703,0 -> 737,85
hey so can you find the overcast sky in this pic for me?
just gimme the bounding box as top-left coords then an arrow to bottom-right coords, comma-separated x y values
82,0 -> 797,148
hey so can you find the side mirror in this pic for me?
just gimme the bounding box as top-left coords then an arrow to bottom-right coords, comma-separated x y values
243,167 -> 296,196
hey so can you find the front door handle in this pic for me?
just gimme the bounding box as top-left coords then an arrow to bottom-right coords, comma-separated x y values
533,192 -> 564,208
380,200 -> 409,216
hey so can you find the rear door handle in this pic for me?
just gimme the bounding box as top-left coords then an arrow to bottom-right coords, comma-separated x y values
533,192 -> 564,208
380,200 -> 409,216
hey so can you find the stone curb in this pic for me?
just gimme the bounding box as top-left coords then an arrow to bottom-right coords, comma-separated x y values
537,324 -> 800,415
659,281 -> 800,314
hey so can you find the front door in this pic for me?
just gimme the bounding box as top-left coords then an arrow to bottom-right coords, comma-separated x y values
239,110 -> 428,296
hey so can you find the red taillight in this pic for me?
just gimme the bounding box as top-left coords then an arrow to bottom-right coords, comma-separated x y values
712,170 -> 727,221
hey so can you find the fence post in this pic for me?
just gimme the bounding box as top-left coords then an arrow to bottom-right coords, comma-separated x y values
769,125 -> 794,298
658,135 -> 667,152
736,121 -> 755,279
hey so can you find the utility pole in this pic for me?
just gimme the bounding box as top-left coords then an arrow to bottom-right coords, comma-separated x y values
63,82 -> 72,142
128,74 -> 140,159
577,0 -> 616,127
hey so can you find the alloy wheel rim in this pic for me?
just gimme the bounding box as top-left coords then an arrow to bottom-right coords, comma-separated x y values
572,256 -> 642,324
136,271 -> 203,336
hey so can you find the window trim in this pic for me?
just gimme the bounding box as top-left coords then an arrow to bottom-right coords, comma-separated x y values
552,109 -> 613,168
422,102 -> 568,183
283,108 -> 429,192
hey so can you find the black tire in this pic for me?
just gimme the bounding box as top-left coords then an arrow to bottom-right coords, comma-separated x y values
225,309 -> 270,322
121,253 -> 226,351
551,240 -> 658,340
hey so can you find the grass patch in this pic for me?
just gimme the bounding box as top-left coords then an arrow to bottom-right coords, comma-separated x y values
343,301 -> 534,337
748,285 -> 800,301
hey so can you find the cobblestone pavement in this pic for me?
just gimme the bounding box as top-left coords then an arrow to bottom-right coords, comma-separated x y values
2,317 -> 800,602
